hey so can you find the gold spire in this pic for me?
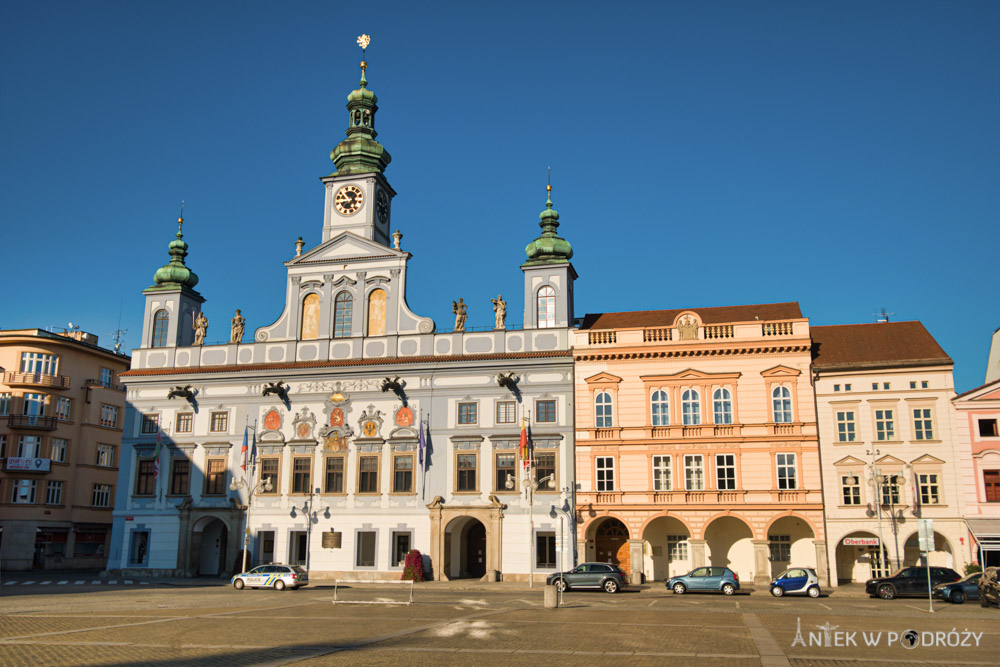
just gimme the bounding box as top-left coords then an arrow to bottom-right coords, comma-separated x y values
357,34 -> 370,72
178,200 -> 185,233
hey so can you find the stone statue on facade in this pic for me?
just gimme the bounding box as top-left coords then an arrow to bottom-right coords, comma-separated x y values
490,294 -> 507,330
192,311 -> 209,346
452,298 -> 467,332
230,309 -> 245,343
677,315 -> 698,340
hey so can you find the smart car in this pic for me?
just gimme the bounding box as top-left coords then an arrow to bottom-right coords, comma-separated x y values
770,567 -> 821,597
231,564 -> 308,591
933,572 -> 981,604
667,566 -> 740,595
545,562 -> 628,593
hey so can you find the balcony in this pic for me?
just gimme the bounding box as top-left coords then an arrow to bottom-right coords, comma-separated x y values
3,457 -> 51,472
84,378 -> 125,392
649,424 -> 742,439
593,427 -> 621,440
769,423 -> 800,436
588,330 -> 617,345
7,415 -> 58,430
775,490 -> 805,503
3,371 -> 70,390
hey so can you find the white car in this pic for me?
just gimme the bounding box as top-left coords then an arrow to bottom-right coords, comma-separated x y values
769,567 -> 821,597
231,564 -> 308,591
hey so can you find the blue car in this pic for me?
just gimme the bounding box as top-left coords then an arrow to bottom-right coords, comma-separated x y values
933,572 -> 981,604
770,567 -> 821,597
667,566 -> 740,595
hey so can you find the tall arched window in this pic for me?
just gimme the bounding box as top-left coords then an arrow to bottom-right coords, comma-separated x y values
681,389 -> 701,425
367,289 -> 386,336
151,309 -> 169,348
333,292 -> 353,338
772,386 -> 793,423
651,390 -> 669,426
595,391 -> 613,427
713,388 -> 733,424
537,286 -> 556,328
301,293 -> 320,340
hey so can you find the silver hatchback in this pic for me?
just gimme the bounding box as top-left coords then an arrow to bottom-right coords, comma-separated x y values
231,564 -> 308,591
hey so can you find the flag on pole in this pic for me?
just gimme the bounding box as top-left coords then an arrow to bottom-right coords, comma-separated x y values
520,416 -> 529,470
418,417 -> 426,468
241,426 -> 249,473
153,428 -> 162,479
250,425 -> 257,469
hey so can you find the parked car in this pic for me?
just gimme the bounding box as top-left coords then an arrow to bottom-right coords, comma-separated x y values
545,562 -> 628,593
865,566 -> 960,599
933,572 -> 981,604
979,566 -> 1000,608
667,566 -> 740,595
769,567 -> 821,597
231,564 -> 308,591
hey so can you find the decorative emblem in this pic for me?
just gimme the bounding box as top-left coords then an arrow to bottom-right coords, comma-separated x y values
395,406 -> 414,427
330,407 -> 345,427
357,34 -> 370,50
358,405 -> 384,439
677,314 -> 699,340
263,409 -> 281,431
291,406 -> 317,441
323,434 -> 349,453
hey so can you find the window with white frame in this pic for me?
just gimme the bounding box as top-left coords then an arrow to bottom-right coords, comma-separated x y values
12,479 -> 36,504
92,484 -> 111,507
772,386 -> 792,423
20,352 -> 58,375
715,453 -> 736,490
23,393 -> 45,416
595,392 -> 613,427
684,455 -> 704,490
880,474 -> 901,505
100,404 -> 119,428
496,401 -> 516,425
0,392 -> 11,415
836,411 -> 856,442
776,453 -> 797,489
651,390 -> 669,426
536,400 -> 556,423
842,474 -> 861,505
713,388 -> 733,425
333,292 -> 353,338
596,456 -> 615,491
913,408 -> 934,440
652,455 -> 672,491
918,473 -> 940,504
18,435 -> 42,458
769,534 -> 791,561
875,409 -> 895,441
175,412 -> 193,433
96,444 -> 115,467
100,367 -> 114,387
667,534 -> 689,560
681,389 -> 701,425
46,480 -> 63,505
536,286 -> 556,328
55,397 -> 72,421
51,438 -> 67,462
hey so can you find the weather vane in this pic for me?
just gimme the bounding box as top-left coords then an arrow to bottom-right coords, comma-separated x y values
178,200 -> 185,232
357,34 -> 370,55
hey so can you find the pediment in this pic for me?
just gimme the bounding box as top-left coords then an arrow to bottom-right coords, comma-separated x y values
910,454 -> 945,466
761,365 -> 801,378
979,388 -> 1000,401
641,369 -> 742,382
875,454 -> 906,466
584,372 -> 622,385
833,456 -> 866,467
289,231 -> 403,265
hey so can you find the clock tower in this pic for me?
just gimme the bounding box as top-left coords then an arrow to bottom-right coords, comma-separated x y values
321,41 -> 395,246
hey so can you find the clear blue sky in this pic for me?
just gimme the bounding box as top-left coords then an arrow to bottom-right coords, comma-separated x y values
2,1 -> 997,392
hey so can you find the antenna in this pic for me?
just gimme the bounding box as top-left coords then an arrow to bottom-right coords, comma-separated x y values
112,302 -> 127,354
873,307 -> 896,323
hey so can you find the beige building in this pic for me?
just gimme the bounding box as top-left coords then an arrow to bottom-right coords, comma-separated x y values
811,322 -> 967,585
0,329 -> 130,571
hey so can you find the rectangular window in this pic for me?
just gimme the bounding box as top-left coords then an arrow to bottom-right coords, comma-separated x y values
92,484 -> 111,507
0,434 -> 5,458
776,453 -> 797,490
834,384 -> 840,392
910,381 -> 917,389
170,459 -> 190,495
175,412 -> 193,433
842,475 -> 861,505
836,411 -> 856,442
393,454 -> 413,493
23,393 -> 45,416
913,408 -> 934,440
134,459 -> 156,495
883,382 -> 890,390
457,453 -> 478,491
129,530 -> 149,566
260,458 -> 279,494
667,534 -> 689,560
100,404 -> 119,428
535,400 -> 556,423
596,456 -> 615,491
881,474 -> 901,505
55,397 -> 72,421
684,455 -> 704,491
12,479 -> 37,504
324,456 -> 344,493
20,352 -> 58,375
292,457 -> 311,494
356,531 -> 376,567
100,368 -> 114,387
496,401 -> 516,425
875,409 -> 895,441
845,384 -> 852,391
536,532 -> 556,569
715,454 -> 736,490
872,383 -> 878,391
769,535 -> 791,562
980,419 -> 999,438
534,452 -> 555,488
496,452 -> 516,491
51,438 -> 67,462
985,470 -> 1000,503
392,531 -> 411,567
0,392 -> 11,416
358,455 -> 379,493
140,413 -> 159,434
204,459 -> 226,495
18,435 -> 42,458
458,402 -> 477,425
46,480 -> 63,505
96,444 -> 115,467
210,411 -> 228,433
921,381 -> 929,389
918,473 -> 940,505
652,455 -> 672,491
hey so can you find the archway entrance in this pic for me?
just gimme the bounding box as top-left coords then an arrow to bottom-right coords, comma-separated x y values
642,516 -> 690,582
444,517 -> 487,579
704,516 -> 753,581
767,516 -> 816,578
197,519 -> 228,576
835,531 -> 884,583
904,531 -> 954,569
594,518 -> 630,573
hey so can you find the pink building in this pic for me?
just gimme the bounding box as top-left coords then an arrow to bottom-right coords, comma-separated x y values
954,377 -> 1000,567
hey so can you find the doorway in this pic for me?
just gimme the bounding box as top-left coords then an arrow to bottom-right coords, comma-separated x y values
198,519 -> 228,576
258,531 -> 275,565
595,518 -> 630,573
289,531 -> 307,566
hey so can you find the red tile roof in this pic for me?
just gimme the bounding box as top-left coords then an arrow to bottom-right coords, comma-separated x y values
579,302 -> 802,330
811,322 -> 951,370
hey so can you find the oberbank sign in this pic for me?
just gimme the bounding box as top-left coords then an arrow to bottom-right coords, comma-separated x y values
842,537 -> 879,546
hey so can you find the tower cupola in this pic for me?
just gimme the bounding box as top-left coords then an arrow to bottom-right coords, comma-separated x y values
152,216 -> 200,290
330,35 -> 392,176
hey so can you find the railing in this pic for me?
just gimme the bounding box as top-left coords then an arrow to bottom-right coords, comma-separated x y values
7,415 -> 59,430
653,492 -> 674,503
594,492 -> 623,504
703,325 -> 734,339
772,424 -> 797,436
777,490 -> 805,503
682,426 -> 702,437
588,330 -> 617,345
685,491 -> 705,502
84,379 -> 125,392
762,321 -> 795,337
651,427 -> 671,438
714,426 -> 734,436
594,428 -> 620,440
643,327 -> 672,342
3,371 -> 70,390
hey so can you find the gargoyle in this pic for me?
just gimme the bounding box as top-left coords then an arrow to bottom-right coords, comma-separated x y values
381,376 -> 402,393
167,385 -> 194,400
262,381 -> 289,399
497,372 -> 519,390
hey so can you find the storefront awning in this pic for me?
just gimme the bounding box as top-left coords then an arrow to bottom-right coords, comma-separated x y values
966,519 -> 1000,550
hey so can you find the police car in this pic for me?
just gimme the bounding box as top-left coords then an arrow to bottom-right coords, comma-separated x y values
231,564 -> 308,590
769,567 -> 821,597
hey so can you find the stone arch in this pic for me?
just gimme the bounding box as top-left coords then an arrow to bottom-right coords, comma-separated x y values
765,514 -> 818,577
641,512 -> 695,582
702,514 -> 755,581
762,511 -> 820,539
580,513 -> 631,541
902,530 -> 954,569
443,515 -> 487,579
834,530 -> 886,583
427,501 -> 503,582
639,511 -> 694,538
696,511 -> 756,540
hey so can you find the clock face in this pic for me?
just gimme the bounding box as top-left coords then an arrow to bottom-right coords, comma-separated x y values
334,185 -> 364,215
376,190 -> 389,223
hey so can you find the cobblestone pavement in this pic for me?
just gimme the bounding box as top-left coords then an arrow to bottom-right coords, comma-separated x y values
0,582 -> 997,666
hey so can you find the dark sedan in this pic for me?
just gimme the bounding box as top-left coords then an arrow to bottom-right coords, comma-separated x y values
933,572 -> 981,604
545,562 -> 628,593
866,566 -> 961,599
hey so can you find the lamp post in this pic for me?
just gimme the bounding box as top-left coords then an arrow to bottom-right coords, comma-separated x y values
863,448 -> 908,573
229,465 -> 273,575
290,488 -> 323,572
548,485 -> 573,602
507,469 -> 555,588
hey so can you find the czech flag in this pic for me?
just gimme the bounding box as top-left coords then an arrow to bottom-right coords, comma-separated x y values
241,426 -> 248,473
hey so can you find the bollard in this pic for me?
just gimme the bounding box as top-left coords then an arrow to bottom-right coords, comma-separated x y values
543,584 -> 559,609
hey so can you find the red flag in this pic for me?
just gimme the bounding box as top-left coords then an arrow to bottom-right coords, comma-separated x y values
520,417 -> 528,469
241,426 -> 249,472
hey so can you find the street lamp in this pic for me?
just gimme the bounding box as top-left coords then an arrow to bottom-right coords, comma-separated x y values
290,488 -> 323,572
862,448 -> 908,573
230,473 -> 272,575
548,485 -> 573,602
507,470 -> 555,588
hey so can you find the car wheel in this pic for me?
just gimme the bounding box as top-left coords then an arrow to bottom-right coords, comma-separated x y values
877,584 -> 895,600
233,579 -> 245,590
603,579 -> 619,594
673,583 -> 686,595
770,585 -> 784,597
722,583 -> 735,596
807,586 -> 820,598
274,580 -> 286,591
555,579 -> 568,593
950,590 -> 965,604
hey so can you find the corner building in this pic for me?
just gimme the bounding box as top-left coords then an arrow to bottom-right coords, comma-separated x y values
107,55 -> 578,581
571,303 -> 826,586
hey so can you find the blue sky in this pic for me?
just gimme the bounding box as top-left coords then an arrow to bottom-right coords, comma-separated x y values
1,1 -> 997,392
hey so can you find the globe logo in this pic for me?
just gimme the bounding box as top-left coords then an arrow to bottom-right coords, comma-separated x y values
901,629 -> 919,649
